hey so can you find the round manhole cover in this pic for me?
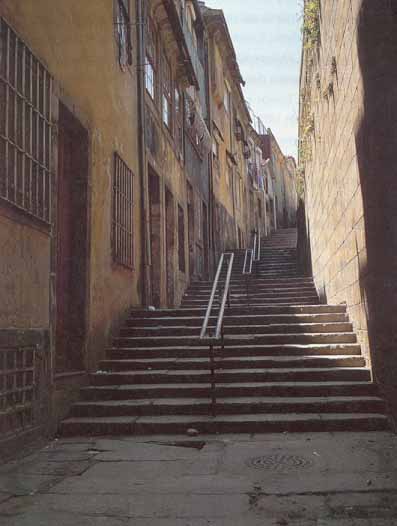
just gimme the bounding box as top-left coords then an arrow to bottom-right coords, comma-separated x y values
246,454 -> 314,472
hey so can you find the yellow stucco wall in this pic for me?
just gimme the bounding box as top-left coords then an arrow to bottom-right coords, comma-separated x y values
0,0 -> 142,366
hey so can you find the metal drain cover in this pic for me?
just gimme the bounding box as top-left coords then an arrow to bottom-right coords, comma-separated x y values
246,454 -> 314,471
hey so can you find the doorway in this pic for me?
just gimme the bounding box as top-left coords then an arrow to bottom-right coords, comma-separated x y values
149,170 -> 161,308
56,104 -> 89,373
187,183 -> 194,278
165,188 -> 175,307
202,201 -> 209,278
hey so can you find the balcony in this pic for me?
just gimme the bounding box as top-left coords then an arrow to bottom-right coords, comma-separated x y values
180,13 -> 206,94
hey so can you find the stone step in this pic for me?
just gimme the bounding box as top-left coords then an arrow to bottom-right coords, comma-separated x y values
220,271 -> 300,278
181,298 -> 320,307
129,305 -> 346,318
113,332 -> 357,348
109,343 -> 362,359
185,285 -> 317,294
91,367 -> 371,385
126,313 -> 349,328
188,278 -> 315,288
120,322 -> 353,338
60,412 -> 389,436
184,290 -> 317,300
80,380 -> 380,400
100,355 -> 365,372
70,396 -> 385,418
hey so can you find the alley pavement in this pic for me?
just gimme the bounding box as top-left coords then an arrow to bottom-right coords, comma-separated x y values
1,431 -> 397,524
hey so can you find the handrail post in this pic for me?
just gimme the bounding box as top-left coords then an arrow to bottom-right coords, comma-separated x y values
200,252 -> 234,418
210,342 -> 216,417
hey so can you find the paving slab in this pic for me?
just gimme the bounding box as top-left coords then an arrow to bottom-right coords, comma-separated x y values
1,432 -> 397,525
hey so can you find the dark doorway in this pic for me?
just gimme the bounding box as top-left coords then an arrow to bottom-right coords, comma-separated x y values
149,170 -> 161,308
56,104 -> 89,373
187,183 -> 194,278
165,188 -> 175,307
202,201 -> 209,278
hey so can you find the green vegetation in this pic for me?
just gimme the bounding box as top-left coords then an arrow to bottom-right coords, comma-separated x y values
303,0 -> 320,50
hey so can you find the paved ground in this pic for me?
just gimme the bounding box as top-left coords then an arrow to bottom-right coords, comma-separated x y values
1,431 -> 397,525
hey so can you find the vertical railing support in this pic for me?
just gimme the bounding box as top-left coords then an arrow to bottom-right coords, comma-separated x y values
200,252 -> 234,417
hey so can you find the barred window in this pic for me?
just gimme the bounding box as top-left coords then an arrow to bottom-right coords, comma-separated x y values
0,347 -> 35,419
112,153 -> 134,269
0,18 -> 52,223
162,54 -> 172,130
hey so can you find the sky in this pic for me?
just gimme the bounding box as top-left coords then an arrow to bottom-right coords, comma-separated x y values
204,0 -> 302,159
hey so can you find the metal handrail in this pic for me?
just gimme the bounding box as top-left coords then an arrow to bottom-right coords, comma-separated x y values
254,230 -> 261,262
243,233 -> 256,275
200,252 -> 234,416
243,232 -> 261,305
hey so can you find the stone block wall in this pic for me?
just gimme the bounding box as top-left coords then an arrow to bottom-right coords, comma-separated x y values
300,0 -> 397,416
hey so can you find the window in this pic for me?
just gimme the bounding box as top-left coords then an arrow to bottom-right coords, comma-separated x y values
224,82 -> 230,113
212,137 -> 219,160
145,61 -> 155,99
178,204 -> 186,272
162,54 -> 172,130
175,86 -> 183,156
115,0 -> 132,68
145,17 -> 157,99
112,153 -> 134,269
0,18 -> 52,223
0,346 -> 35,427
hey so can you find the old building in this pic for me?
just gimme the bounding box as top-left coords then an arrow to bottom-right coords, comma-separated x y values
267,130 -> 297,229
0,0 -> 144,452
202,5 -> 253,257
299,0 -> 397,418
142,0 -> 211,308
246,122 -> 268,240
0,0 -> 298,453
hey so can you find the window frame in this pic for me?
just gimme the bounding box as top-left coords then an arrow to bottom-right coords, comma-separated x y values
162,53 -> 173,131
112,152 -> 135,270
0,18 -> 53,224
145,17 -> 157,100
115,0 -> 133,68
174,85 -> 184,157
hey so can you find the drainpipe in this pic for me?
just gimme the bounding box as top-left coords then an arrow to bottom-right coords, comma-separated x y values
136,0 -> 151,306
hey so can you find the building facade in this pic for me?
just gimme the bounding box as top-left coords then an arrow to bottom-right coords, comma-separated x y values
0,0 -> 143,455
0,0 -> 298,454
299,0 -> 397,418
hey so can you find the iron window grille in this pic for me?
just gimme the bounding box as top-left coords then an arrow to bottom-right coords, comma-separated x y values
112,153 -> 134,269
0,347 -> 35,425
0,18 -> 53,223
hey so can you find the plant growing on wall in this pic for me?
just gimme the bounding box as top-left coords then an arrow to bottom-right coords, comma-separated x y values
302,0 -> 320,50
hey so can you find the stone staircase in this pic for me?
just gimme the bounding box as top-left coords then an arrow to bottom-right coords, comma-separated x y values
60,228 -> 389,436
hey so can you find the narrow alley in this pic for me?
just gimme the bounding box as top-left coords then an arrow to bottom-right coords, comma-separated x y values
1,0 -> 397,524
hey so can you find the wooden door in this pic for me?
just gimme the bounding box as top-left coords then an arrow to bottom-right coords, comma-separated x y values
56,104 -> 88,372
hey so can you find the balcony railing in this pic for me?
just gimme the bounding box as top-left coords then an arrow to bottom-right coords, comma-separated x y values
180,14 -> 205,93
